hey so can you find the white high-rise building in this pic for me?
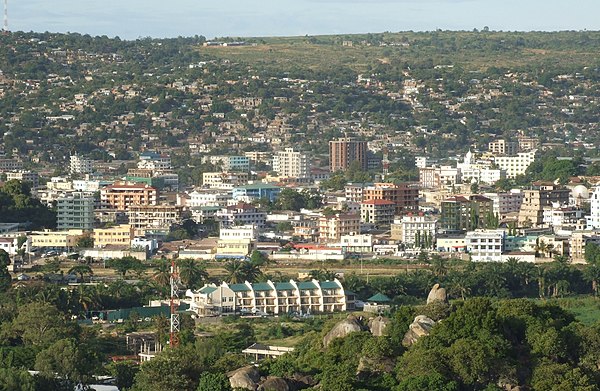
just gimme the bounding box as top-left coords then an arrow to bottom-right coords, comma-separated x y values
493,150 -> 537,179
272,148 -> 310,179
588,186 -> 600,229
70,154 -> 93,175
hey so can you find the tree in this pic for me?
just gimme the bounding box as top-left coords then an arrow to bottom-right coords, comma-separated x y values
34,338 -> 99,386
196,372 -> 231,391
67,264 -> 93,282
0,250 -> 11,292
224,259 -> 262,284
11,302 -> 75,348
153,260 -> 171,288
177,259 -> 209,289
0,368 -> 36,391
132,346 -> 205,391
107,256 -> 145,278
76,233 -> 94,248
109,361 -> 139,391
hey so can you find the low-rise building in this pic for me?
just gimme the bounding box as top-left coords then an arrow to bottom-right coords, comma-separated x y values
340,233 -> 373,253
94,225 -> 134,248
216,202 -> 267,229
465,229 -> 506,262
186,278 -> 353,316
318,213 -> 360,243
391,213 -> 438,248
127,205 -> 183,236
101,182 -> 158,211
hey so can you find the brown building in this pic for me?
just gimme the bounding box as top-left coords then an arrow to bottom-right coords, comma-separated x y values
318,213 -> 360,242
127,204 -> 183,236
518,183 -> 571,227
363,183 -> 419,215
101,181 -> 158,211
329,138 -> 367,172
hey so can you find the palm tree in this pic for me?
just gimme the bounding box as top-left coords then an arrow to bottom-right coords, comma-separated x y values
68,264 -> 93,282
309,268 -> 339,281
583,264 -> 600,296
535,239 -> 548,258
177,258 -> 209,289
224,259 -> 262,284
430,255 -> 448,278
152,261 -> 171,287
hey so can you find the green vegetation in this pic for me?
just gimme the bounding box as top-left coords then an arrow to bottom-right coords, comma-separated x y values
0,180 -> 56,229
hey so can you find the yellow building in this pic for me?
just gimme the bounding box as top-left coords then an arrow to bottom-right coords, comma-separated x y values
30,229 -> 85,250
94,224 -> 134,248
216,239 -> 255,258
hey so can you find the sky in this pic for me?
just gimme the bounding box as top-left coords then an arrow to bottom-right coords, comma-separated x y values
8,0 -> 600,40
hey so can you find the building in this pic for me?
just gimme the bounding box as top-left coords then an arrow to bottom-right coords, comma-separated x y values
329,138 -> 367,172
493,150 -> 537,179
344,183 -> 372,203
30,229 -> 85,251
127,205 -> 183,236
570,231 -> 600,263
188,190 -> 231,208
203,155 -> 250,172
340,234 -> 373,253
419,166 -> 460,189
588,186 -> 600,229
391,213 -> 438,248
101,182 -> 158,211
70,154 -> 93,175
465,229 -> 506,262
215,202 -> 267,228
488,139 -> 518,155
202,172 -> 249,189
360,199 -> 395,226
272,148 -> 310,179
483,191 -> 524,218
185,278 -> 353,316
232,183 -> 281,203
0,159 -> 23,172
318,213 -> 360,242
440,195 -> 494,233
363,183 -> 419,215
518,183 -> 571,227
217,225 -> 259,258
138,151 -> 172,170
56,193 -> 95,230
93,224 -> 134,248
6,171 -> 39,189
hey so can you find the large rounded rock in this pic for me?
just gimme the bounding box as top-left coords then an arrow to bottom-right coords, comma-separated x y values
402,315 -> 435,347
323,315 -> 365,347
368,316 -> 390,337
258,377 -> 290,391
426,283 -> 447,304
228,366 -> 261,390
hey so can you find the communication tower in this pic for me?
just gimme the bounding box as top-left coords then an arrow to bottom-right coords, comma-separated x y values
169,259 -> 180,347
3,0 -> 7,34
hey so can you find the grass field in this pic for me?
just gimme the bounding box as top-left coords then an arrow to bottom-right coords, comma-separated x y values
199,31 -> 600,72
549,296 -> 600,326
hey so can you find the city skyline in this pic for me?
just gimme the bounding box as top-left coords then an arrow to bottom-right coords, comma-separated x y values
8,0 -> 600,40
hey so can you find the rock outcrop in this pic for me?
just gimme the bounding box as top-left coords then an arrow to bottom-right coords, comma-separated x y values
258,377 -> 290,391
426,283 -> 448,304
402,315 -> 436,346
323,315 -> 365,347
368,316 -> 390,337
228,366 -> 261,390
357,355 -> 396,375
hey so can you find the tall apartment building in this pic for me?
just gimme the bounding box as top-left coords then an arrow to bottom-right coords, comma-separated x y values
101,182 -> 158,211
518,183 -> 571,227
587,186 -> 600,229
488,139 -> 518,155
203,155 -> 250,172
329,138 -> 367,172
57,193 -> 95,230
202,172 -> 249,189
440,195 -> 494,233
272,148 -> 310,179
127,205 -> 183,236
318,213 -> 360,242
363,183 -> 419,215
70,154 -> 94,175
391,214 -> 438,248
360,200 -> 395,226
6,171 -> 39,189
215,202 -> 267,229
493,150 -> 537,179
419,166 -> 460,189
483,191 -> 524,218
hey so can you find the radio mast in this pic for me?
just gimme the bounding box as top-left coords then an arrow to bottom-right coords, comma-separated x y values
169,259 -> 180,348
3,0 -> 8,34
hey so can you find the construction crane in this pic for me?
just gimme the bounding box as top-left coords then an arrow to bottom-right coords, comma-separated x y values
169,259 -> 180,348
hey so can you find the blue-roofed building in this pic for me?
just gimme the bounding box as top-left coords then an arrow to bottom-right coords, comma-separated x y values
233,183 -> 281,203
185,278 -> 354,316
